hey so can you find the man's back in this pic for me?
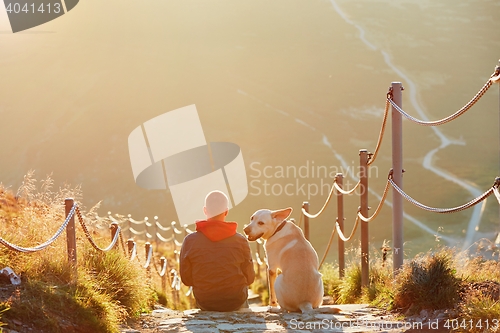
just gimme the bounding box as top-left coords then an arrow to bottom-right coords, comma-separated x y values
180,221 -> 255,311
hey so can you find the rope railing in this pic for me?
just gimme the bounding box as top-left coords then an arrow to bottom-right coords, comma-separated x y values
308,63 -> 500,277
0,204 -> 76,253
390,176 -> 500,214
129,227 -> 146,236
171,222 -> 183,235
357,174 -> 392,223
313,170 -> 500,270
157,233 -> 174,243
156,221 -> 171,232
301,178 -> 362,219
318,223 -> 336,269
76,207 -> 121,252
367,98 -> 390,166
143,243 -> 153,269
387,68 -> 499,127
0,198 -> 203,304
335,216 -> 360,243
1,62 -> 496,305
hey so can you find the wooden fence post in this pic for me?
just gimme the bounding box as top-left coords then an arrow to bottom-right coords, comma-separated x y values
335,173 -> 345,278
255,242 -> 261,279
65,198 -> 77,279
127,214 -> 132,239
359,149 -> 369,288
302,202 -> 309,241
391,82 -> 404,275
160,257 -> 167,295
127,239 -> 135,258
110,222 -> 119,249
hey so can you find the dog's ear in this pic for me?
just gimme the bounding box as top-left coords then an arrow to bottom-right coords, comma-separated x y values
271,207 -> 292,221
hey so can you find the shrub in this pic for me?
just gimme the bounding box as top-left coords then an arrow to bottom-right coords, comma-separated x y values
392,250 -> 461,314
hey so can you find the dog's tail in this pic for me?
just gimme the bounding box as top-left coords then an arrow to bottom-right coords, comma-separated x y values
299,304 -> 342,314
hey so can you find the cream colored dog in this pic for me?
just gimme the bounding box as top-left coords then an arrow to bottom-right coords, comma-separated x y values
244,207 -> 339,313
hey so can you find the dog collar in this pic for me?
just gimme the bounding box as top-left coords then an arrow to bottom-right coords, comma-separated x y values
270,220 -> 287,238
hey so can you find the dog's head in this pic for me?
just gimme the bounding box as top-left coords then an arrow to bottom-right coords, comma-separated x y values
243,207 -> 292,241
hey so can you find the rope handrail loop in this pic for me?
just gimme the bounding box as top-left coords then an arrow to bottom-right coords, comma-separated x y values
183,225 -> 195,234
0,204 -> 77,253
301,178 -> 363,220
318,220 -> 337,270
129,241 -> 138,261
367,97 -> 390,166
76,207 -> 122,252
155,221 -> 171,232
143,243 -> 153,269
107,212 -> 121,224
389,175 -> 499,214
336,215 -> 360,242
387,70 -> 497,126
171,269 -> 181,291
357,175 -> 392,222
157,233 -> 174,243
333,179 -> 361,195
127,215 -> 144,226
301,182 -> 335,219
171,221 -> 183,235
301,178 -> 361,219
129,227 -> 146,236
152,255 -> 168,277
159,257 -> 168,277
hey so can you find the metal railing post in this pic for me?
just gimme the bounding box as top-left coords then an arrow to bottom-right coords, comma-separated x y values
497,60 -> 500,224
302,202 -> 310,241
145,242 -> 151,267
154,216 -> 159,249
127,214 -> 132,239
65,198 -> 77,278
255,242 -> 261,279
127,239 -> 135,258
335,173 -> 345,278
391,82 -> 404,275
110,222 -> 119,250
359,150 -> 369,288
160,257 -> 167,294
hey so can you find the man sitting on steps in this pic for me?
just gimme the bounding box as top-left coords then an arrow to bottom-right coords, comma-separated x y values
180,190 -> 255,311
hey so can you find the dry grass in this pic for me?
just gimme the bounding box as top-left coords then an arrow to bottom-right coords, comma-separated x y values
322,244 -> 500,327
392,249 -> 461,313
0,172 -> 158,332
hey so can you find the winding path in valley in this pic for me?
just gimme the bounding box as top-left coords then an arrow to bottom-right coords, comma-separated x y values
327,0 -> 483,249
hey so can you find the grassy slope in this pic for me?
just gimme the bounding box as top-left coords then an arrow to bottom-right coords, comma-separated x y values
0,173 -> 159,333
